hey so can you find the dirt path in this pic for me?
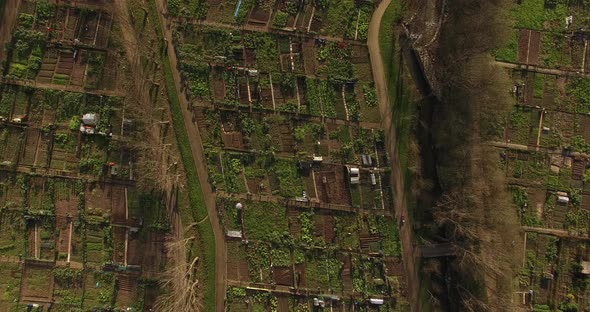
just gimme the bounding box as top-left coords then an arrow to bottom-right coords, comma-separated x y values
0,0 -> 20,62
367,1 -> 420,310
496,60 -> 590,77
153,1 -> 227,310
522,226 -> 590,241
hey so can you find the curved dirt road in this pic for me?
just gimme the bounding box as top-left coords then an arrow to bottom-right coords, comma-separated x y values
151,1 -> 227,311
367,1 -> 420,310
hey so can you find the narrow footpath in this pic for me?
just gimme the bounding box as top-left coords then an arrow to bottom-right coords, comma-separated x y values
152,1 -> 227,310
367,1 -> 420,311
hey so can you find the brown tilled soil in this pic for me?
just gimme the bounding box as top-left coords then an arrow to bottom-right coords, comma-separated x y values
518,29 -> 530,64
528,31 -> 541,65
314,164 -> 350,205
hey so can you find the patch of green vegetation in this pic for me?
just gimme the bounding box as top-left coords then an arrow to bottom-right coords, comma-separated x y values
541,31 -> 565,68
321,0 -> 354,37
243,32 -> 279,72
270,158 -> 304,198
377,216 -> 401,257
334,214 -> 359,250
509,108 -> 532,144
243,201 -> 288,240
567,77 -> 590,113
534,74 -> 544,98
494,29 -> 518,62
511,0 -> 567,30
305,253 -> 342,291
273,10 -> 288,27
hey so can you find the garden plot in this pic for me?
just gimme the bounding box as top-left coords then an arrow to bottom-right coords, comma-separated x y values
272,73 -> 299,112
139,231 -> 165,275
220,111 -> 246,149
357,83 -> 379,123
125,231 -> 142,266
26,176 -> 54,213
0,210 -> 25,257
49,133 -> 79,172
314,163 -> 351,205
114,272 -> 139,307
205,0 -> 238,24
303,252 -> 342,291
21,262 -> 53,301
517,29 -> 541,65
540,31 -> 569,68
272,1 -> 299,29
52,268 -> 83,307
20,128 -> 51,168
108,185 -> 127,224
85,183 -> 126,219
243,32 -> 280,72
359,171 -> 384,210
302,40 -> 319,75
27,219 -> 57,260
51,49 -> 75,86
539,111 -> 574,149
0,85 -> 31,119
55,7 -> 81,41
0,173 -> 23,207
216,198 -> 242,232
249,2 -> 272,27
258,74 -> 275,109
334,212 -> 360,251
226,241 -> 249,282
506,106 -> 541,146
272,265 -> 294,286
55,216 -> 70,261
82,271 -> 116,310
85,223 -> 111,268
521,234 -> 563,306
245,242 -> 272,283
566,35 -> 586,71
77,50 -> 104,89
0,127 -> 24,164
504,151 -> 551,184
351,255 -> 388,297
194,108 -> 222,147
112,226 -> 126,264
304,77 -> 336,117
575,114 -> 590,145
278,39 -> 305,73
314,212 -> 336,243
0,262 -> 22,311
242,200 -> 288,241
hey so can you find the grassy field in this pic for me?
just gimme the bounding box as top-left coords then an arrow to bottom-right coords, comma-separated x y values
148,0 -> 216,309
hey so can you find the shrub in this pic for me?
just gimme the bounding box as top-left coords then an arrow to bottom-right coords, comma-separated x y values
167,0 -> 180,17
18,14 -> 34,28
68,116 -> 81,131
273,11 -> 289,27
36,0 -> 54,20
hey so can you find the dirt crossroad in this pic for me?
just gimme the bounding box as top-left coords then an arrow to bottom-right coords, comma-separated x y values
367,1 -> 420,310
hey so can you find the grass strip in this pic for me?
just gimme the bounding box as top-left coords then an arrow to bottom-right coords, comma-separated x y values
147,1 -> 216,309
